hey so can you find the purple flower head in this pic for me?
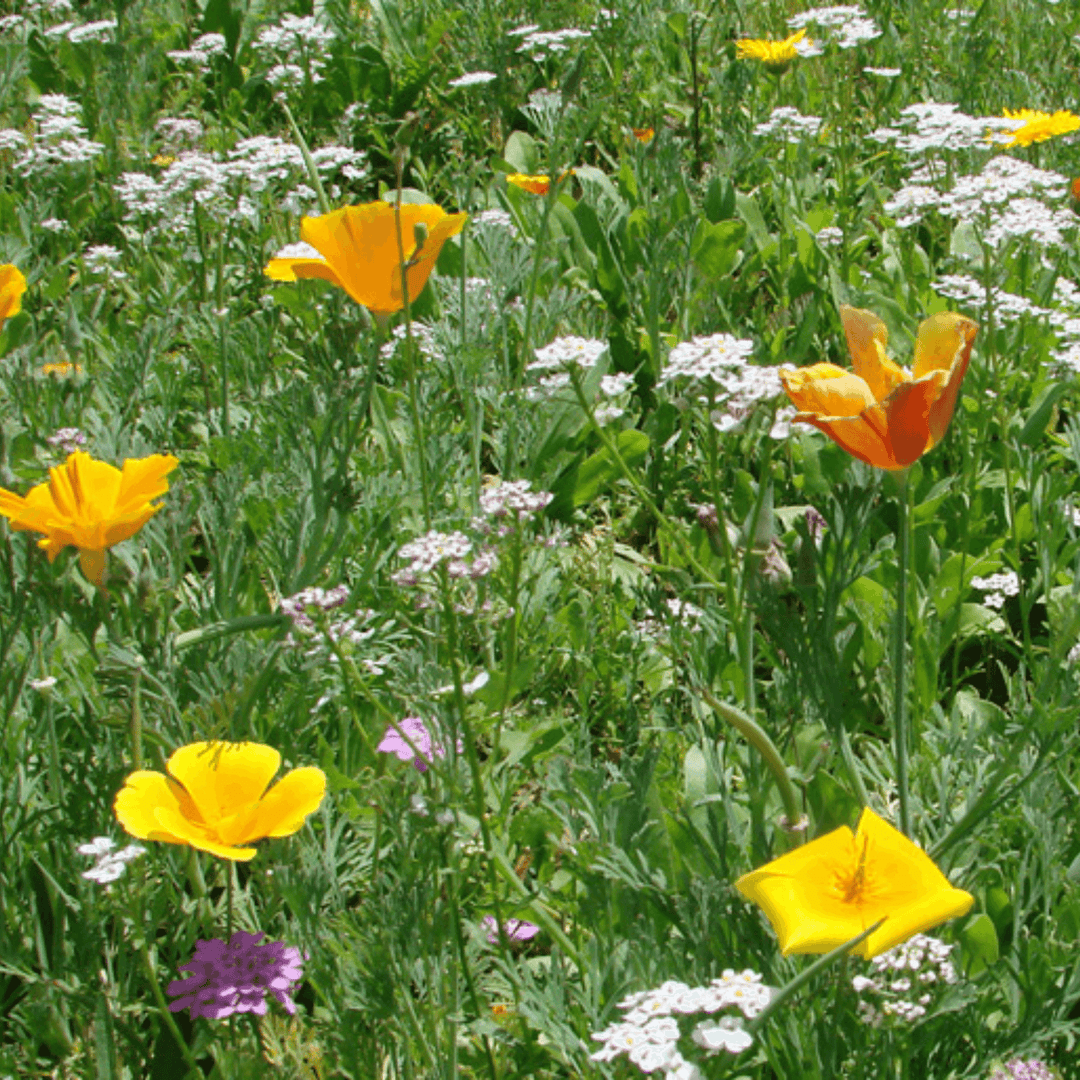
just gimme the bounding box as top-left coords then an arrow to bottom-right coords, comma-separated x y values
482,916 -> 540,944
167,931 -> 304,1020
377,717 -> 461,772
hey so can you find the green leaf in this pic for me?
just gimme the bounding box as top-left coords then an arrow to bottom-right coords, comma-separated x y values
1019,381 -> 1068,446
691,219 -> 746,281
503,130 -> 539,175
570,429 -> 649,507
959,913 -> 998,976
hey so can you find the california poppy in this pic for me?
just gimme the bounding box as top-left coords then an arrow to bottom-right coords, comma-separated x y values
779,305 -> 977,470
265,201 -> 467,315
114,741 -> 326,861
0,264 -> 26,331
736,807 -> 973,958
0,450 -> 178,586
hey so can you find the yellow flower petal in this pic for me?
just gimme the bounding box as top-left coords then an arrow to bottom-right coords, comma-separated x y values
780,363 -> 876,417
114,771 -> 189,845
736,808 -> 973,959
0,263 -> 26,327
840,306 -> 908,403
229,767 -> 327,845
166,742 -> 282,826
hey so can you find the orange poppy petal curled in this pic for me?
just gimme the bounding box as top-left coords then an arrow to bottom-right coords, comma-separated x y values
913,312 -> 978,446
840,306 -> 908,402
779,364 -> 876,417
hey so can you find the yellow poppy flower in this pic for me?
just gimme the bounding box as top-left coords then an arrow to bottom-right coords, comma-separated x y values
264,201 -> 467,315
0,264 -> 26,331
40,361 -> 83,376
779,305 -> 977,470
631,127 -> 655,144
735,807 -> 973,959
998,108 -> 1080,148
114,741 -> 327,862
506,170 -> 574,195
0,450 -> 178,586
735,29 -> 809,73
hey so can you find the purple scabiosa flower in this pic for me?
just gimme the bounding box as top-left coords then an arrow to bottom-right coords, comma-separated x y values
166,931 -> 303,1019
377,717 -> 461,771
482,916 -> 540,944
990,1061 -> 1057,1080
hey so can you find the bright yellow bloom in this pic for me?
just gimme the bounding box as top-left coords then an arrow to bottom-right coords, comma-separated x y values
998,108 -> 1080,148
265,201 -> 467,315
506,170 -> 574,195
0,450 -> 178,586
114,741 -> 327,861
736,29 -> 808,72
0,264 -> 26,331
631,127 -> 655,144
40,361 -> 82,376
736,807 -> 973,959
780,305 -> 977,470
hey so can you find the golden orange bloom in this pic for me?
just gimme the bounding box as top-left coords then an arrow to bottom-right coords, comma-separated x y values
151,153 -> 176,167
1072,176 -> 1080,202
265,201 -> 467,315
40,361 -> 82,376
780,305 -> 977,470
998,108 -> 1080,148
735,29 -> 808,72
114,741 -> 327,862
0,450 -> 178,586
736,808 -> 973,959
632,127 -> 655,144
0,264 -> 26,332
506,170 -> 574,195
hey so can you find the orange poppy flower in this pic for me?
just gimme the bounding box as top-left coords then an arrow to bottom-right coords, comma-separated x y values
779,306 -> 978,470
631,127 -> 655,144
265,201 -> 467,315
506,170 -> 574,195
0,450 -> 178,585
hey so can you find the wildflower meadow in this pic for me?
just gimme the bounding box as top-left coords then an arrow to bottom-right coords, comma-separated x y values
4,0 -> 1080,1076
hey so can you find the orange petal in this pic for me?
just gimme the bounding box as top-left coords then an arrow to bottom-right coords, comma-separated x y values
116,455 -> 178,512
0,264 -> 26,324
840,306 -> 908,403
226,766 -> 327,846
166,742 -> 281,828
780,364 -> 876,417
913,313 -> 978,446
795,407 -> 901,469
265,256 -> 347,292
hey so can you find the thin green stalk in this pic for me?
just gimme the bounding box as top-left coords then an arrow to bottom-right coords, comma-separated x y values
130,667 -> 143,771
141,942 -> 202,1079
745,918 -> 885,1035
893,476 -> 912,838
697,685 -> 804,836
280,101 -> 332,216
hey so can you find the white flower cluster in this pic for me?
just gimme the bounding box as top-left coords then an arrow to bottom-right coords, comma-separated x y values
46,427 -> 86,454
787,5 -> 880,48
279,585 -> 381,662
472,208 -> 517,235
0,94 -> 104,175
525,335 -> 608,401
591,971 -> 772,1077
971,570 -> 1021,610
753,107 -> 823,144
515,26 -> 591,61
885,153 -> 1070,245
156,117 -> 205,149
852,934 -> 958,1026
933,274 -> 1050,323
45,17 -> 115,43
379,321 -> 445,364
448,71 -> 497,88
815,225 -> 844,247
78,837 -> 146,884
634,598 -> 704,640
477,479 -> 553,523
253,14 -> 335,94
393,530 -> 482,586
167,32 -> 227,71
595,371 -> 634,424
83,244 -> 128,285
871,102 -> 1015,157
114,137 -> 366,239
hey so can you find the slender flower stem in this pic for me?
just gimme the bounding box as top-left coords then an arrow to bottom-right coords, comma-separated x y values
893,476 -> 912,838
745,918 -> 885,1035
697,685 -> 803,836
140,942 -> 202,1079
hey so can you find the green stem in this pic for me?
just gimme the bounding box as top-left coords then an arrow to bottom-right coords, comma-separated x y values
280,101 -> 332,216
893,476 -> 912,838
141,942 -> 202,1079
697,685 -> 804,836
745,918 -> 885,1035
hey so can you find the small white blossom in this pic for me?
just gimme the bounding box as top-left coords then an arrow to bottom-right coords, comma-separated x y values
448,71 -> 497,88
753,106 -> 823,143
